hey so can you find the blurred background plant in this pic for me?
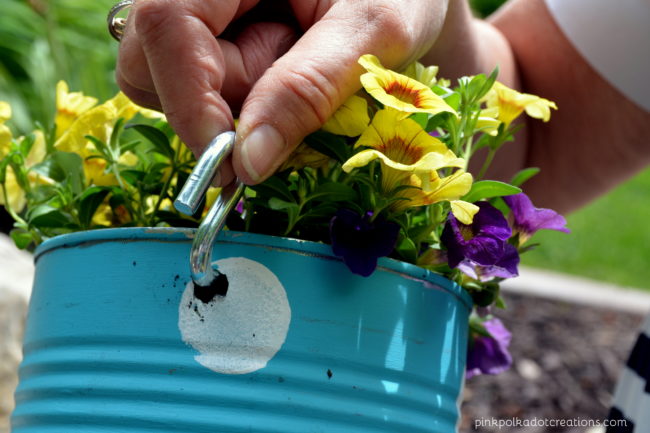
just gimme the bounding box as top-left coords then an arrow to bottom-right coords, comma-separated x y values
1,0 -> 648,290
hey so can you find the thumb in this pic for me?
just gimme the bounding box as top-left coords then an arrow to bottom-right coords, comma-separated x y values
232,1 -> 432,184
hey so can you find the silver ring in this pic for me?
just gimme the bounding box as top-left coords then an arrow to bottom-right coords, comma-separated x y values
107,0 -> 134,41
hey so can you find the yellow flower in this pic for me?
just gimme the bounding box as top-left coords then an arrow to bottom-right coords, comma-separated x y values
449,200 -> 479,225
55,91 -> 155,156
0,166 -> 26,213
0,101 -> 13,157
55,81 -> 98,138
83,157 -> 117,187
280,143 -> 330,172
322,94 -> 370,137
358,54 -> 457,117
0,130 -> 51,213
342,109 -> 464,192
475,114 -> 501,137
402,61 -> 439,89
483,81 -> 557,126
392,170 -> 475,214
92,203 -> 113,226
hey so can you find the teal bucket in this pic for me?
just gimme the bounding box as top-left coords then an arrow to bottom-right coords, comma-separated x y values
12,228 -> 471,433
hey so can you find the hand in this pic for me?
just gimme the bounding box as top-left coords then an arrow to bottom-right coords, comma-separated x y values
116,0 -> 450,185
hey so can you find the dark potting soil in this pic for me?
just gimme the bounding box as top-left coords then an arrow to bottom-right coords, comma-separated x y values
460,292 -> 644,433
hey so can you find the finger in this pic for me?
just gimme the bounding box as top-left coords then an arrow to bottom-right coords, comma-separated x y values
116,7 -> 156,97
218,22 -> 297,112
133,0 -> 243,155
116,72 -> 162,111
232,0 -> 440,184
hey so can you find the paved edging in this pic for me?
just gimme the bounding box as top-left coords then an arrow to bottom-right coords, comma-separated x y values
502,266 -> 650,315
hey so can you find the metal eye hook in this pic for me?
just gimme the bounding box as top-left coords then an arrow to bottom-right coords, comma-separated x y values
174,131 -> 244,287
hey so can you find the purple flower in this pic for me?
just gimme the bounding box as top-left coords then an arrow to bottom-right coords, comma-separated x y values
503,193 -> 569,242
466,318 -> 512,379
441,202 -> 519,281
457,242 -> 519,281
330,209 -> 400,277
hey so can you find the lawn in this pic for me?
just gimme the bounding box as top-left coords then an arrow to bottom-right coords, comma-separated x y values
522,168 -> 650,291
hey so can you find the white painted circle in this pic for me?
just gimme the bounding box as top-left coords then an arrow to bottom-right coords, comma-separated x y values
178,257 -> 291,374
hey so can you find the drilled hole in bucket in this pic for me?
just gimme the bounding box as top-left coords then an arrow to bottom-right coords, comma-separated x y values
194,272 -> 229,303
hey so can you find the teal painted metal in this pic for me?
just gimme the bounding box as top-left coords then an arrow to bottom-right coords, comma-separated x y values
12,228 -> 471,433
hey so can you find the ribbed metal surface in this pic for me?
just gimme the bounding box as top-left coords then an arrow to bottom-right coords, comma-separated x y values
12,229 -> 470,433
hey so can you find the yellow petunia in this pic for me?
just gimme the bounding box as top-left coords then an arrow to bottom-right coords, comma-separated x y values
342,109 -> 464,192
483,81 -> 557,127
449,200 -> 480,225
83,157 -> 117,187
0,101 -> 13,157
56,88 -> 160,157
55,81 -> 98,139
358,54 -> 457,117
322,94 -> 370,137
391,170 -> 478,224
0,130 -> 52,213
280,142 -> 330,172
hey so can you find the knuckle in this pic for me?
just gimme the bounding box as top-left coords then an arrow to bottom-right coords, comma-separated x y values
134,0 -> 177,42
274,65 -> 339,130
362,1 -> 413,48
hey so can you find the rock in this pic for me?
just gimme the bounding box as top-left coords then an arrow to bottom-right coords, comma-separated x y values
0,234 -> 33,433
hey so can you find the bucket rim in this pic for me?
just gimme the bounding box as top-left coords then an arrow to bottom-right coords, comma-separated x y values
34,227 -> 473,310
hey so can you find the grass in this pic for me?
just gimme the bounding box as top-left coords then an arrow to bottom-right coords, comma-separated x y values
522,168 -> 650,291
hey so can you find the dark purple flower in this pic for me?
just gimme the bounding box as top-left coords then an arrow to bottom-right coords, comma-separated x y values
330,209 -> 400,277
503,193 -> 569,242
466,318 -> 512,379
457,243 -> 519,282
441,202 -> 518,280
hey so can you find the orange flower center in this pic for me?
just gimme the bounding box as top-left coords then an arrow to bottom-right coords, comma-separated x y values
381,136 -> 423,165
383,79 -> 423,108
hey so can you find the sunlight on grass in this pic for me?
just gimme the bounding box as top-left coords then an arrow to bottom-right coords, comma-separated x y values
523,168 -> 650,291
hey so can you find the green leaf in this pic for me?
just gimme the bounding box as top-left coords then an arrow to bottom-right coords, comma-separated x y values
30,159 -> 62,182
409,113 -> 429,129
306,182 -> 357,203
510,167 -> 540,187
0,156 -> 9,183
442,92 -> 461,111
466,73 -> 486,99
127,124 -> 174,159
10,228 -> 33,250
28,205 -> 71,228
120,169 -> 146,186
109,117 -> 126,152
396,236 -> 417,263
462,180 -> 521,203
268,197 -> 299,212
251,175 -> 294,203
85,135 -> 110,157
78,186 -> 111,228
495,295 -> 507,310
52,151 -> 84,195
303,130 -> 350,163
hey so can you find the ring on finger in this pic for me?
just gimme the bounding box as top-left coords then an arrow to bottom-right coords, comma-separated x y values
107,0 -> 134,42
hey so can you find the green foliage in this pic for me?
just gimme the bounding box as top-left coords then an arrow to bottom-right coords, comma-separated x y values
0,0 -> 119,134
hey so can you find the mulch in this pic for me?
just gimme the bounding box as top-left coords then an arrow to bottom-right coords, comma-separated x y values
460,292 -> 644,433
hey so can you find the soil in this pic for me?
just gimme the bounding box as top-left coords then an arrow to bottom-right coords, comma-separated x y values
460,292 -> 644,433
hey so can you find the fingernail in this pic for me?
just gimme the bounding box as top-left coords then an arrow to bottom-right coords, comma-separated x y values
240,124 -> 286,182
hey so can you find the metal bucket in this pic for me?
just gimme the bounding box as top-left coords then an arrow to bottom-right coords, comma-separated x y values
11,228 -> 471,433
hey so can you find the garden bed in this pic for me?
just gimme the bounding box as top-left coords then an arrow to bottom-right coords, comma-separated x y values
461,292 -> 644,432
